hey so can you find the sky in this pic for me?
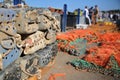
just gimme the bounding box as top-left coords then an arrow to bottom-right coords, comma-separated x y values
25,0 -> 120,12
0,0 -> 120,12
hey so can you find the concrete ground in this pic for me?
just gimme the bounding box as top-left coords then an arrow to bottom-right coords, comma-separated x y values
41,52 -> 116,80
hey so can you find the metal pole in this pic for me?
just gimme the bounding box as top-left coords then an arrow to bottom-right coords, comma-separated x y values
13,0 -> 21,5
76,8 -> 80,24
62,4 -> 67,32
13,0 -> 18,5
19,0 -> 21,4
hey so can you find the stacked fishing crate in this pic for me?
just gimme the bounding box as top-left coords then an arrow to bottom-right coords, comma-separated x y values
0,8 -> 22,70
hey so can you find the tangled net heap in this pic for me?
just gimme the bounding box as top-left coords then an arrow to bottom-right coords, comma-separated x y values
85,33 -> 120,67
57,28 -> 120,78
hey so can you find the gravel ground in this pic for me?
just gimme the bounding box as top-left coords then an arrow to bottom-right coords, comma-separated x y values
41,52 -> 117,80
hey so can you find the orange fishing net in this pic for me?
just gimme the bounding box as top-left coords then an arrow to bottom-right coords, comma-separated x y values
57,28 -> 120,66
